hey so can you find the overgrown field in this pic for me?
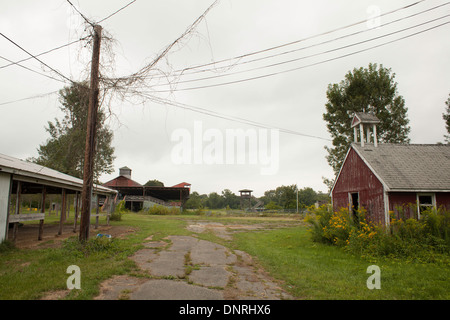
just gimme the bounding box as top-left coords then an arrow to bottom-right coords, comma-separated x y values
0,211 -> 449,300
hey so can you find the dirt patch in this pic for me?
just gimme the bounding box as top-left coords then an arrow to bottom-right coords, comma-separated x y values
40,290 -> 70,300
185,220 -> 303,240
7,223 -> 136,250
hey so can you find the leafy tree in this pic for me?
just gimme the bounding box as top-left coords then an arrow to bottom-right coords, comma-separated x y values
185,191 -> 206,209
323,63 -> 410,175
205,192 -> 224,209
221,189 -> 240,209
265,201 -> 283,210
297,187 -> 317,208
277,185 -> 298,209
32,83 -> 115,181
144,179 -> 164,187
261,189 -> 277,206
444,94 -> 450,143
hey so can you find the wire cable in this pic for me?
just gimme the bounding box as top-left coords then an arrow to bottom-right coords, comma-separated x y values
151,11 -> 450,88
0,91 -> 59,107
0,32 -> 75,84
0,55 -> 68,83
162,1 -> 449,79
103,0 -> 434,85
135,91 -> 332,141
0,36 -> 90,70
169,0 -> 428,76
66,0 -> 95,27
97,0 -> 137,24
150,18 -> 450,93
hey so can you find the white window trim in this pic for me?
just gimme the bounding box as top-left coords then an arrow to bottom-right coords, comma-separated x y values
416,193 -> 436,219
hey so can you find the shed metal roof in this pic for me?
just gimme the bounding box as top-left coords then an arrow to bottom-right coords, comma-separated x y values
0,153 -> 116,195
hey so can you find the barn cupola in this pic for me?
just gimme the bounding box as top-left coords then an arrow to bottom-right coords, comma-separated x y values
119,166 -> 132,179
351,112 -> 380,147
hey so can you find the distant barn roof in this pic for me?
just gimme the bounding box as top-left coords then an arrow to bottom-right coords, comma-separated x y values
352,143 -> 450,191
171,182 -> 191,188
103,175 -> 142,188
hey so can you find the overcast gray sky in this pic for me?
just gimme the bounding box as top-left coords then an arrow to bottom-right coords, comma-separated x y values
1,0 -> 449,197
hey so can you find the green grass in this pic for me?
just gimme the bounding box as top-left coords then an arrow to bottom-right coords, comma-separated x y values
232,226 -> 450,299
1,212 -> 449,300
0,213 -> 189,300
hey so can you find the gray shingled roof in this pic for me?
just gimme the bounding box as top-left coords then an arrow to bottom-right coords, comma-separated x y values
352,143 -> 450,191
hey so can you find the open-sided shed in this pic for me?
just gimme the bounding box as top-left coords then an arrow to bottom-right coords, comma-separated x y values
0,153 -> 117,243
103,167 -> 190,211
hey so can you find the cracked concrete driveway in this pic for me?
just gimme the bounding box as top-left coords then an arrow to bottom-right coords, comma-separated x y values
95,222 -> 294,300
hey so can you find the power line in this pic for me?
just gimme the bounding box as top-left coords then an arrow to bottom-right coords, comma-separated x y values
66,0 -> 95,27
97,0 -> 137,24
0,36 -> 90,70
0,32 -> 75,84
160,1 -> 449,80
101,0 -> 221,89
152,11 -> 450,88
103,0 -> 437,87
0,54 -> 67,83
167,0 -> 429,76
0,91 -> 58,107
135,92 -> 332,142
150,17 -> 450,93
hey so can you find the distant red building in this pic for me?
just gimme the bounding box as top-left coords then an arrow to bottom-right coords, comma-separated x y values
103,167 -> 190,212
103,166 -> 143,188
331,113 -> 450,226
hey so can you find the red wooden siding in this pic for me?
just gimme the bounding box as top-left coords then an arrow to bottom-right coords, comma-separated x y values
436,192 -> 450,210
332,148 -> 386,225
388,192 -> 417,219
389,192 -> 450,220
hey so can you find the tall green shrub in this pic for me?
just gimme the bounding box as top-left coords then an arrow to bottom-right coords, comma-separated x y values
306,206 -> 450,263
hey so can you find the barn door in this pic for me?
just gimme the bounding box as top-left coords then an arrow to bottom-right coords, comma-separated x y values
349,192 -> 359,222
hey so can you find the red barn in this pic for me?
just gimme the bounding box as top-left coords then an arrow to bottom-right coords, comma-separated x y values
331,113 -> 450,226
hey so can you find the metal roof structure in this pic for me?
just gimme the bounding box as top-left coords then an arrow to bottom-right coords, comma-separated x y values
0,153 -> 116,195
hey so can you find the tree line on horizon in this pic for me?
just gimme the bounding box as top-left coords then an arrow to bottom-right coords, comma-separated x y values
184,186 -> 330,211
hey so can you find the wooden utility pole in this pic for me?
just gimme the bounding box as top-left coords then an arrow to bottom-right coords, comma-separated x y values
79,24 -> 102,242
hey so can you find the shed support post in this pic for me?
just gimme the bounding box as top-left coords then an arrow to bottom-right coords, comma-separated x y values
58,189 -> 66,236
12,181 -> 21,243
38,187 -> 46,240
73,192 -> 79,233
95,195 -> 100,229
107,196 -> 112,226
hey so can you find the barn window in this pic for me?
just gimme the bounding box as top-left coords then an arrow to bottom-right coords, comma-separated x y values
416,193 -> 435,218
